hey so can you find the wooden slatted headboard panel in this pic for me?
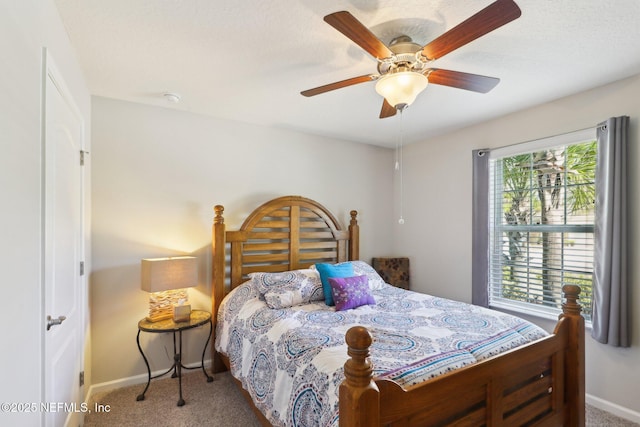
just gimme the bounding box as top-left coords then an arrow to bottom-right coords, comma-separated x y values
211,195 -> 359,343
226,196 -> 357,286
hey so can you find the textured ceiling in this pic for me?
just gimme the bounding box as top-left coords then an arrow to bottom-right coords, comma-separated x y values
55,0 -> 640,147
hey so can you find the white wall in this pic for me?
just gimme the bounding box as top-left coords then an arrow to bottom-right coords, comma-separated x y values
90,96 -> 394,384
397,74 -> 640,418
0,1 -> 91,426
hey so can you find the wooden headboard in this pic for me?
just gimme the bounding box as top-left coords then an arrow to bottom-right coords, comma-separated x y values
211,196 -> 359,370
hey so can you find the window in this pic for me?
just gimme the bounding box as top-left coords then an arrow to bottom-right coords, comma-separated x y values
488,129 -> 596,321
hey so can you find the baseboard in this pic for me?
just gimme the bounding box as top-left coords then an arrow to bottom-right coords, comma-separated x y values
86,359 -> 212,401
587,393 -> 640,424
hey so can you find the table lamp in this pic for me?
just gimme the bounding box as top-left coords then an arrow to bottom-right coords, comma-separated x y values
141,256 -> 198,322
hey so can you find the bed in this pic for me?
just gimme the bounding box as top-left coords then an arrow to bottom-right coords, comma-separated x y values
211,195 -> 585,426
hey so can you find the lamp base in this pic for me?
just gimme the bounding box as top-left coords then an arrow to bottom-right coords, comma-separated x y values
146,289 -> 188,322
145,310 -> 174,323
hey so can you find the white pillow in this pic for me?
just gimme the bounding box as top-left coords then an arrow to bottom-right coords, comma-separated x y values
349,261 -> 387,290
249,269 -> 324,309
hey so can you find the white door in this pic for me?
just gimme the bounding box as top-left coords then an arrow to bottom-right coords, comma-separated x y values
43,51 -> 86,427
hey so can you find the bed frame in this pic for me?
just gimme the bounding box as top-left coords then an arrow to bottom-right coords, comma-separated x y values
211,195 -> 585,426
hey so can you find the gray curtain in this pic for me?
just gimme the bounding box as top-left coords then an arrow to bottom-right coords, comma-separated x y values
591,116 -> 630,347
472,149 -> 490,307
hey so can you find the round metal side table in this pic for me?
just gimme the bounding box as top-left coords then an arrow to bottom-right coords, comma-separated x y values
136,309 -> 213,406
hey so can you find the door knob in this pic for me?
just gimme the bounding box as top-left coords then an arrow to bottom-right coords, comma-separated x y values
47,315 -> 67,331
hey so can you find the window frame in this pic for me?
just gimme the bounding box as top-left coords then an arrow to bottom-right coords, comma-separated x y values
487,128 -> 596,322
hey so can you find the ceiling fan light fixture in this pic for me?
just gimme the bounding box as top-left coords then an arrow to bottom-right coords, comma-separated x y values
375,70 -> 428,109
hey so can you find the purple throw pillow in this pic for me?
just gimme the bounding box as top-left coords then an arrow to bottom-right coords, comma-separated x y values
328,275 -> 375,311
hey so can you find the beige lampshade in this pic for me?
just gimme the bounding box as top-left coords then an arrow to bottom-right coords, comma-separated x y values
375,70 -> 428,109
141,256 -> 198,292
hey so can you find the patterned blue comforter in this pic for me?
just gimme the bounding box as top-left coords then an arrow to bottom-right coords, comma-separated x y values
215,280 -> 548,427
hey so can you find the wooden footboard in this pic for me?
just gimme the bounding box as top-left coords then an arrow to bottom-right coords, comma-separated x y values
340,285 -> 585,427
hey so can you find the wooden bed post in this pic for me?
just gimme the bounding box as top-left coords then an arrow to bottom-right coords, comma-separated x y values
559,284 -> 585,426
211,205 -> 227,374
348,210 -> 359,261
339,326 -> 379,427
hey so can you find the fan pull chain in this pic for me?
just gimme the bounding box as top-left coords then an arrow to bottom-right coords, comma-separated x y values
397,108 -> 405,225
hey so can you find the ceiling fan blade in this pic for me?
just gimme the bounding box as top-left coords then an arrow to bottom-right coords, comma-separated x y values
301,75 -> 375,97
427,69 -> 500,93
422,0 -> 521,60
324,11 -> 394,59
379,99 -> 397,119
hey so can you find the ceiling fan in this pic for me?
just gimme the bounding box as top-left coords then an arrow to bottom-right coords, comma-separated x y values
301,0 -> 521,119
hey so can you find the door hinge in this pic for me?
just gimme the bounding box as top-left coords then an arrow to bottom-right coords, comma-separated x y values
80,150 -> 89,166
79,371 -> 84,387
80,261 -> 85,276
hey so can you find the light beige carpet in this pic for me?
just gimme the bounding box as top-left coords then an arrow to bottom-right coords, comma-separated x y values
84,370 -> 260,426
84,370 -> 638,426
